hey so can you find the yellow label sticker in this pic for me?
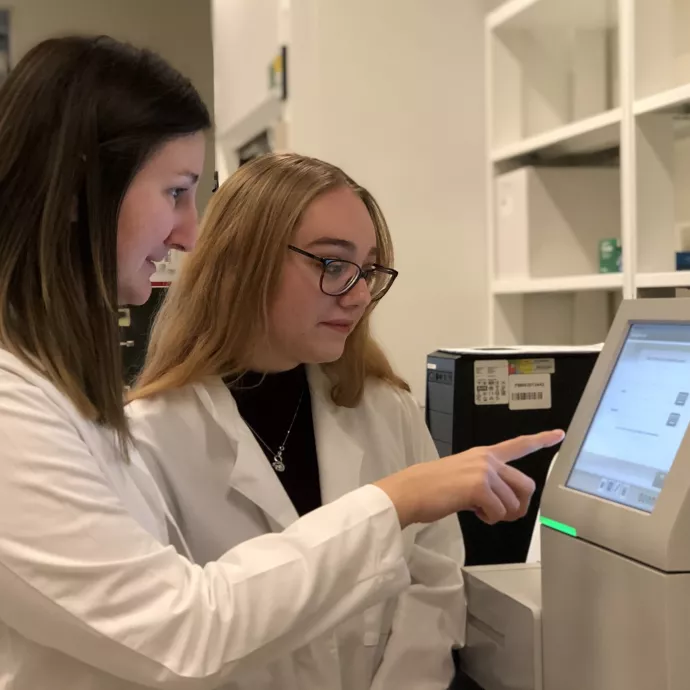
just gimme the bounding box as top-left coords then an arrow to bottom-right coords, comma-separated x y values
508,358 -> 555,376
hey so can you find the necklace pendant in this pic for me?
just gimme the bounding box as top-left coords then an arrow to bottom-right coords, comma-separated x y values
272,448 -> 286,472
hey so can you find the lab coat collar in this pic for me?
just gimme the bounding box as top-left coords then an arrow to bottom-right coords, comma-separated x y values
193,377 -> 298,529
192,367 -> 364,529
307,366 -> 365,506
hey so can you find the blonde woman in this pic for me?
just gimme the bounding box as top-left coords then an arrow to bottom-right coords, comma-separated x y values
128,153 -> 562,690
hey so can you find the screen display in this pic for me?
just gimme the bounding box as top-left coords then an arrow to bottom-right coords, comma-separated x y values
567,322 -> 690,512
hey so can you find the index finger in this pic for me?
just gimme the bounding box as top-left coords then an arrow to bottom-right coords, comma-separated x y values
489,430 -> 565,464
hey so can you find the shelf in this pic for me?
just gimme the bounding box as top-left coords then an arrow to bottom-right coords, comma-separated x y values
492,273 -> 624,295
634,84 -> 690,116
488,0 -> 539,29
491,109 -> 621,163
215,94 -> 284,151
635,272 -> 690,289
488,0 -> 616,31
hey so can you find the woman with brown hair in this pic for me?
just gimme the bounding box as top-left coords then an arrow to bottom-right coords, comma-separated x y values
129,153 -> 563,689
0,32 -> 563,689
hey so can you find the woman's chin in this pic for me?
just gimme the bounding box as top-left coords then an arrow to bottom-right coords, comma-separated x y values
117,279 -> 153,307
303,343 -> 347,365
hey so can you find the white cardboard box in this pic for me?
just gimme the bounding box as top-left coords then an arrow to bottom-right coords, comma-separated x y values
495,166 -> 621,280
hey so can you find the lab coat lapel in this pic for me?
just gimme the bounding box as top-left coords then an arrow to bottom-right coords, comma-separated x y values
193,379 -> 299,530
308,366 -> 365,505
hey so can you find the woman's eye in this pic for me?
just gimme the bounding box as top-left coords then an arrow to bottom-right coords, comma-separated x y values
324,261 -> 346,276
169,187 -> 187,202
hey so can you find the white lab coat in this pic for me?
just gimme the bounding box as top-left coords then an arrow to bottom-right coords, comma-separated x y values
128,366 -> 466,690
0,349 -> 414,690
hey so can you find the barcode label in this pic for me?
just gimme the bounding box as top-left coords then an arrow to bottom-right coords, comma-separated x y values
511,391 -> 544,401
509,373 -> 551,410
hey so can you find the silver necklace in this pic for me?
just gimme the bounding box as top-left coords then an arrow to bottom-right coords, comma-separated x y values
244,389 -> 304,473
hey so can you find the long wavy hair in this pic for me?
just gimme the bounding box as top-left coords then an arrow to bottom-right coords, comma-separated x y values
131,153 -> 408,405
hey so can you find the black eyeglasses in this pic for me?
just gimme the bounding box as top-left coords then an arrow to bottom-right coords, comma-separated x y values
288,245 -> 398,301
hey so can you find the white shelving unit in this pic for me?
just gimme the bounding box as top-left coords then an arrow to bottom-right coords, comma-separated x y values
491,109 -> 622,162
634,84 -> 690,116
635,272 -> 690,289
493,273 -> 624,295
486,0 -> 690,345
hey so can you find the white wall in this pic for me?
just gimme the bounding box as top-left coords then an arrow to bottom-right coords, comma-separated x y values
7,0 -> 215,212
212,0 -> 281,136
485,0 -> 507,11
211,0 -> 290,178
289,0 -> 489,402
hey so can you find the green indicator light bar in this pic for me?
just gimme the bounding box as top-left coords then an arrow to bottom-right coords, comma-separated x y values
540,516 -> 577,537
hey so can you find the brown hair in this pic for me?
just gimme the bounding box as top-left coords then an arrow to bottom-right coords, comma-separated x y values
131,153 -> 408,405
0,35 -> 210,450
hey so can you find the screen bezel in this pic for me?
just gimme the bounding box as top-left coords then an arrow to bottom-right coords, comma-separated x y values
564,322 -> 690,513
540,298 -> 690,572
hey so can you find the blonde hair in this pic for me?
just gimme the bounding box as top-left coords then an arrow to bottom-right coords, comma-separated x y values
131,153 -> 408,406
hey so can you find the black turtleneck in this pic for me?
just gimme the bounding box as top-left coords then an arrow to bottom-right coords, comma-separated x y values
227,365 -> 322,517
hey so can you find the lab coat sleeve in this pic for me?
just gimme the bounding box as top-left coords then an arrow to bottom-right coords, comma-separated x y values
0,375 -> 410,689
370,394 -> 466,690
